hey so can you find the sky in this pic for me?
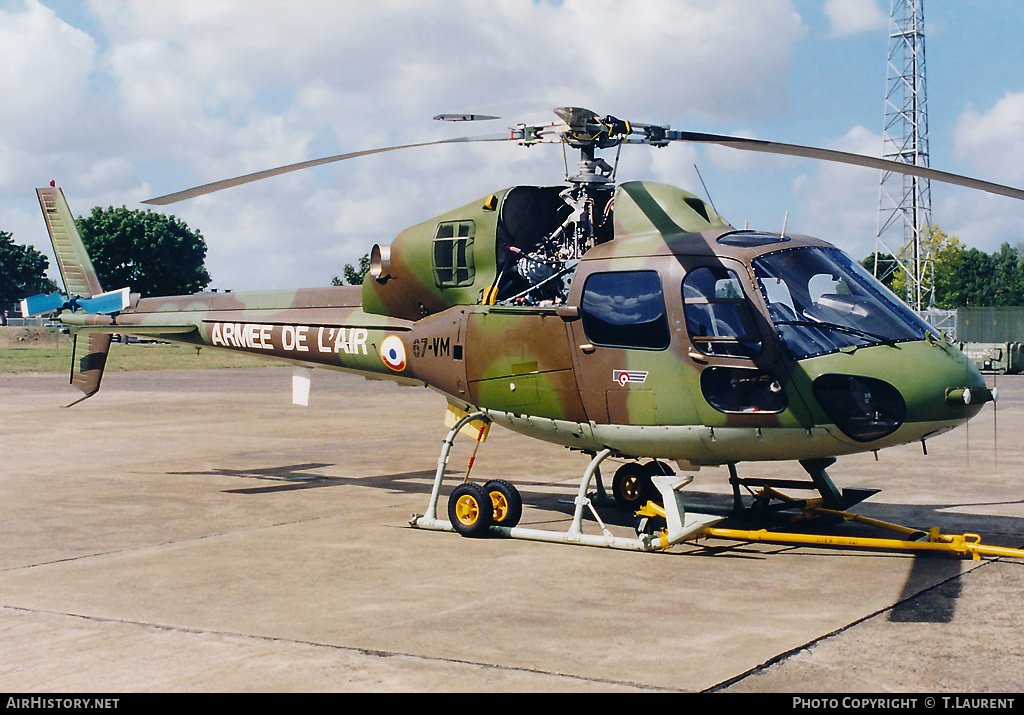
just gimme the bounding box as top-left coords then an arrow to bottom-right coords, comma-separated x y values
2,0 -> 1024,293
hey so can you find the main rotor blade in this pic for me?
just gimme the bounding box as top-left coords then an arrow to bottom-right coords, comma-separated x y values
433,113 -> 501,122
143,133 -> 514,205
673,131 -> 1024,202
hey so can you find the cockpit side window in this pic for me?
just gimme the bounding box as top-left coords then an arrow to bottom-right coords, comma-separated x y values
753,246 -> 931,359
682,266 -> 762,358
580,270 -> 670,350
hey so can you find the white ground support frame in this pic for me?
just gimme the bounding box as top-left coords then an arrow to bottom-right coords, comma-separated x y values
408,411 -> 724,551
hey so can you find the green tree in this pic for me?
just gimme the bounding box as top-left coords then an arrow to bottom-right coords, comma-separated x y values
930,227 -> 967,308
75,207 -> 211,297
860,226 -> 1012,309
0,230 -> 59,313
881,226 -> 1024,308
951,247 -> 998,307
991,243 -> 1024,306
860,252 -> 900,293
331,253 -> 370,286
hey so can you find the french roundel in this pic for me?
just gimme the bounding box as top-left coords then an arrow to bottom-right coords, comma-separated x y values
380,335 -> 406,371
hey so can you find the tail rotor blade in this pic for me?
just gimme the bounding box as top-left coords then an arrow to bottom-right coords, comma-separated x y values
20,292 -> 68,317
76,288 -> 131,315
20,287 -> 130,317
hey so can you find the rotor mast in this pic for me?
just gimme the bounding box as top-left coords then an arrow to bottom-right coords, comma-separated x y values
540,108 -> 670,259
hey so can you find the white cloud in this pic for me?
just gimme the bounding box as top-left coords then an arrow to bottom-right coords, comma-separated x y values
823,0 -> 887,37
937,189 -> 1024,256
941,91 -> 1024,254
2,0 -> 809,290
0,0 -> 97,143
0,0 -> 99,185
74,0 -> 807,289
953,91 -> 1024,184
784,94 -> 1024,263
91,0 -> 805,135
3,0 -> 1018,298
792,125 -> 883,258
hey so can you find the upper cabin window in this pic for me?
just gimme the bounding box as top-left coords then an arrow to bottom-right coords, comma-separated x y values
432,220 -> 476,288
580,270 -> 670,350
683,266 -> 762,358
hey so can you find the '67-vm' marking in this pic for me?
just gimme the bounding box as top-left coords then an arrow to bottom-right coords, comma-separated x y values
412,336 -> 450,358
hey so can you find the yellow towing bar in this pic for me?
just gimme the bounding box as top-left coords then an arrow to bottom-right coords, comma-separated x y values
637,499 -> 1024,560
697,525 -> 1024,561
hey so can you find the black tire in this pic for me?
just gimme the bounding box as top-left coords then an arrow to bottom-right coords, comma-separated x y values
643,460 -> 675,477
612,462 -> 652,511
484,479 -> 523,528
448,482 -> 493,538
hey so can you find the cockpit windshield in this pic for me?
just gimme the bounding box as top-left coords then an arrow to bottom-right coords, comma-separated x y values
752,246 -> 935,359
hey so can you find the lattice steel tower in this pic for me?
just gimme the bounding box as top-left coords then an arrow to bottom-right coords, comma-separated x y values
876,0 -> 932,309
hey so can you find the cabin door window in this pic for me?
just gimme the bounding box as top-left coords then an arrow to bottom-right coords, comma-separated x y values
682,263 -> 787,415
682,266 -> 762,359
579,270 -> 670,350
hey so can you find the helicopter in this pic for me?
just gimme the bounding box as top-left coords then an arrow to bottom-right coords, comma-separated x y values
23,106 -> 1019,552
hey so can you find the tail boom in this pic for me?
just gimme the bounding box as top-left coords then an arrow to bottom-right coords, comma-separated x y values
60,286 -> 418,381
37,185 -> 421,398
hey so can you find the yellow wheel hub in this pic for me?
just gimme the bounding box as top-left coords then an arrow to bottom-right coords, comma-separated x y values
454,494 -> 482,526
621,475 -> 642,501
491,492 -> 509,521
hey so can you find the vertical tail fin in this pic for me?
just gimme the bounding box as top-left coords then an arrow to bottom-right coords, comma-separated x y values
37,186 -> 104,298
36,185 -> 111,405
67,334 -> 112,406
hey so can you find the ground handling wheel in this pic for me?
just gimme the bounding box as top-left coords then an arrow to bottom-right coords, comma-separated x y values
634,513 -> 667,537
612,462 -> 653,511
642,460 -> 674,506
484,479 -> 522,528
448,482 -> 493,538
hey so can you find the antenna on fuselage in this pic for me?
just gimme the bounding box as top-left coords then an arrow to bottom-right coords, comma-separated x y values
693,164 -> 719,216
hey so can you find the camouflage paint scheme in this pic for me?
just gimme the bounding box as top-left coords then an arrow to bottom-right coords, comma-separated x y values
45,181 -> 988,467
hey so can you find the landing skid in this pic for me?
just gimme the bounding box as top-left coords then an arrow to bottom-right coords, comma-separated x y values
408,413 -> 1024,561
409,411 -> 720,551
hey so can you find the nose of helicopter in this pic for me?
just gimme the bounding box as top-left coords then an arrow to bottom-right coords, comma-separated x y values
805,338 -> 992,446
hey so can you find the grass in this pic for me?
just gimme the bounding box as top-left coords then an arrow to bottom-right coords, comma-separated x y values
0,335 -> 276,374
